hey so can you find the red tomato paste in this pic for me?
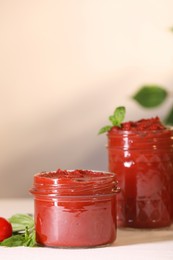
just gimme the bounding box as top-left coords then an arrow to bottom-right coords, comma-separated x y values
30,169 -> 119,247
108,117 -> 173,228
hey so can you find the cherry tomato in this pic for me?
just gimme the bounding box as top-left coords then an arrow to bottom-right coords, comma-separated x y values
0,217 -> 13,242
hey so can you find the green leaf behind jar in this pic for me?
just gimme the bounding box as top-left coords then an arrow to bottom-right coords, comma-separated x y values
133,85 -> 168,108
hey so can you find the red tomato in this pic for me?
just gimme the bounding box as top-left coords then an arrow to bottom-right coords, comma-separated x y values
0,217 -> 13,242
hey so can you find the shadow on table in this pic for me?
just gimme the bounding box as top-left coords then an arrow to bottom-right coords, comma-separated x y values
113,225 -> 173,246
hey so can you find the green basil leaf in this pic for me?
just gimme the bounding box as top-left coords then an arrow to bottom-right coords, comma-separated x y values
23,227 -> 36,247
98,106 -> 126,134
8,214 -> 34,232
0,227 -> 36,247
164,106 -> 173,125
0,214 -> 36,247
113,106 -> 126,126
0,234 -> 26,247
133,85 -> 168,108
109,115 -> 117,125
25,231 -> 36,247
98,125 -> 112,135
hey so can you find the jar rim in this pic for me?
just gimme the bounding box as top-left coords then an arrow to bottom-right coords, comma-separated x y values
30,169 -> 120,197
107,127 -> 173,135
34,169 -> 116,181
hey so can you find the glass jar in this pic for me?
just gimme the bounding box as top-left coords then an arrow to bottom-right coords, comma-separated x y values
107,128 -> 173,228
30,169 -> 120,248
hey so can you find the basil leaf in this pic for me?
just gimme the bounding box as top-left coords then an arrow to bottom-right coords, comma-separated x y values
98,125 -> 112,135
26,230 -> 36,247
0,227 -> 36,247
98,106 -> 126,134
23,227 -> 36,247
0,214 -> 36,247
109,115 -> 117,125
8,214 -> 34,232
113,106 -> 126,126
133,85 -> 168,108
0,234 -> 26,247
164,106 -> 173,125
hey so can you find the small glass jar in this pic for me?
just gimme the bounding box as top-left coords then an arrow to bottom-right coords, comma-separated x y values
30,169 -> 120,248
107,128 -> 173,228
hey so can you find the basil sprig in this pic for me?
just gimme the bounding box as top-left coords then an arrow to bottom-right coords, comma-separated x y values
0,214 -> 36,247
98,106 -> 126,134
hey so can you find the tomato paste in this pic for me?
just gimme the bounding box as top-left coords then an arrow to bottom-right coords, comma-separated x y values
107,117 -> 173,228
30,169 -> 119,247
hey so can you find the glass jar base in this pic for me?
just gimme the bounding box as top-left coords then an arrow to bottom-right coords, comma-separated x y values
36,240 -> 116,249
117,220 -> 172,229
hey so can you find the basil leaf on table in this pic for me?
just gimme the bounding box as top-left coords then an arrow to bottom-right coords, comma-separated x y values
8,214 -> 34,232
0,214 -> 36,247
0,227 -> 36,247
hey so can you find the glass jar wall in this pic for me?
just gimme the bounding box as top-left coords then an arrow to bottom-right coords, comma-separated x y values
30,169 -> 120,247
108,128 -> 173,228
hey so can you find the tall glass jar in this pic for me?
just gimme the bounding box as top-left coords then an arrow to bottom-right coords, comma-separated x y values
30,169 -> 120,248
107,127 -> 173,228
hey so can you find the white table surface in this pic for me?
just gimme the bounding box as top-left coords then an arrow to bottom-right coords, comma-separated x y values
0,198 -> 173,260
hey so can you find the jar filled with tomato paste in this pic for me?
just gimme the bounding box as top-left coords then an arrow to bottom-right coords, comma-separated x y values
30,169 -> 120,248
107,117 -> 173,228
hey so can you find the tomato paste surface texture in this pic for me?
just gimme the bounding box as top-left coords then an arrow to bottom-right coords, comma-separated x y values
108,117 -> 173,228
30,169 -> 119,247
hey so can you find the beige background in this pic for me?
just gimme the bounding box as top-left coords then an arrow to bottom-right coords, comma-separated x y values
0,0 -> 173,197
